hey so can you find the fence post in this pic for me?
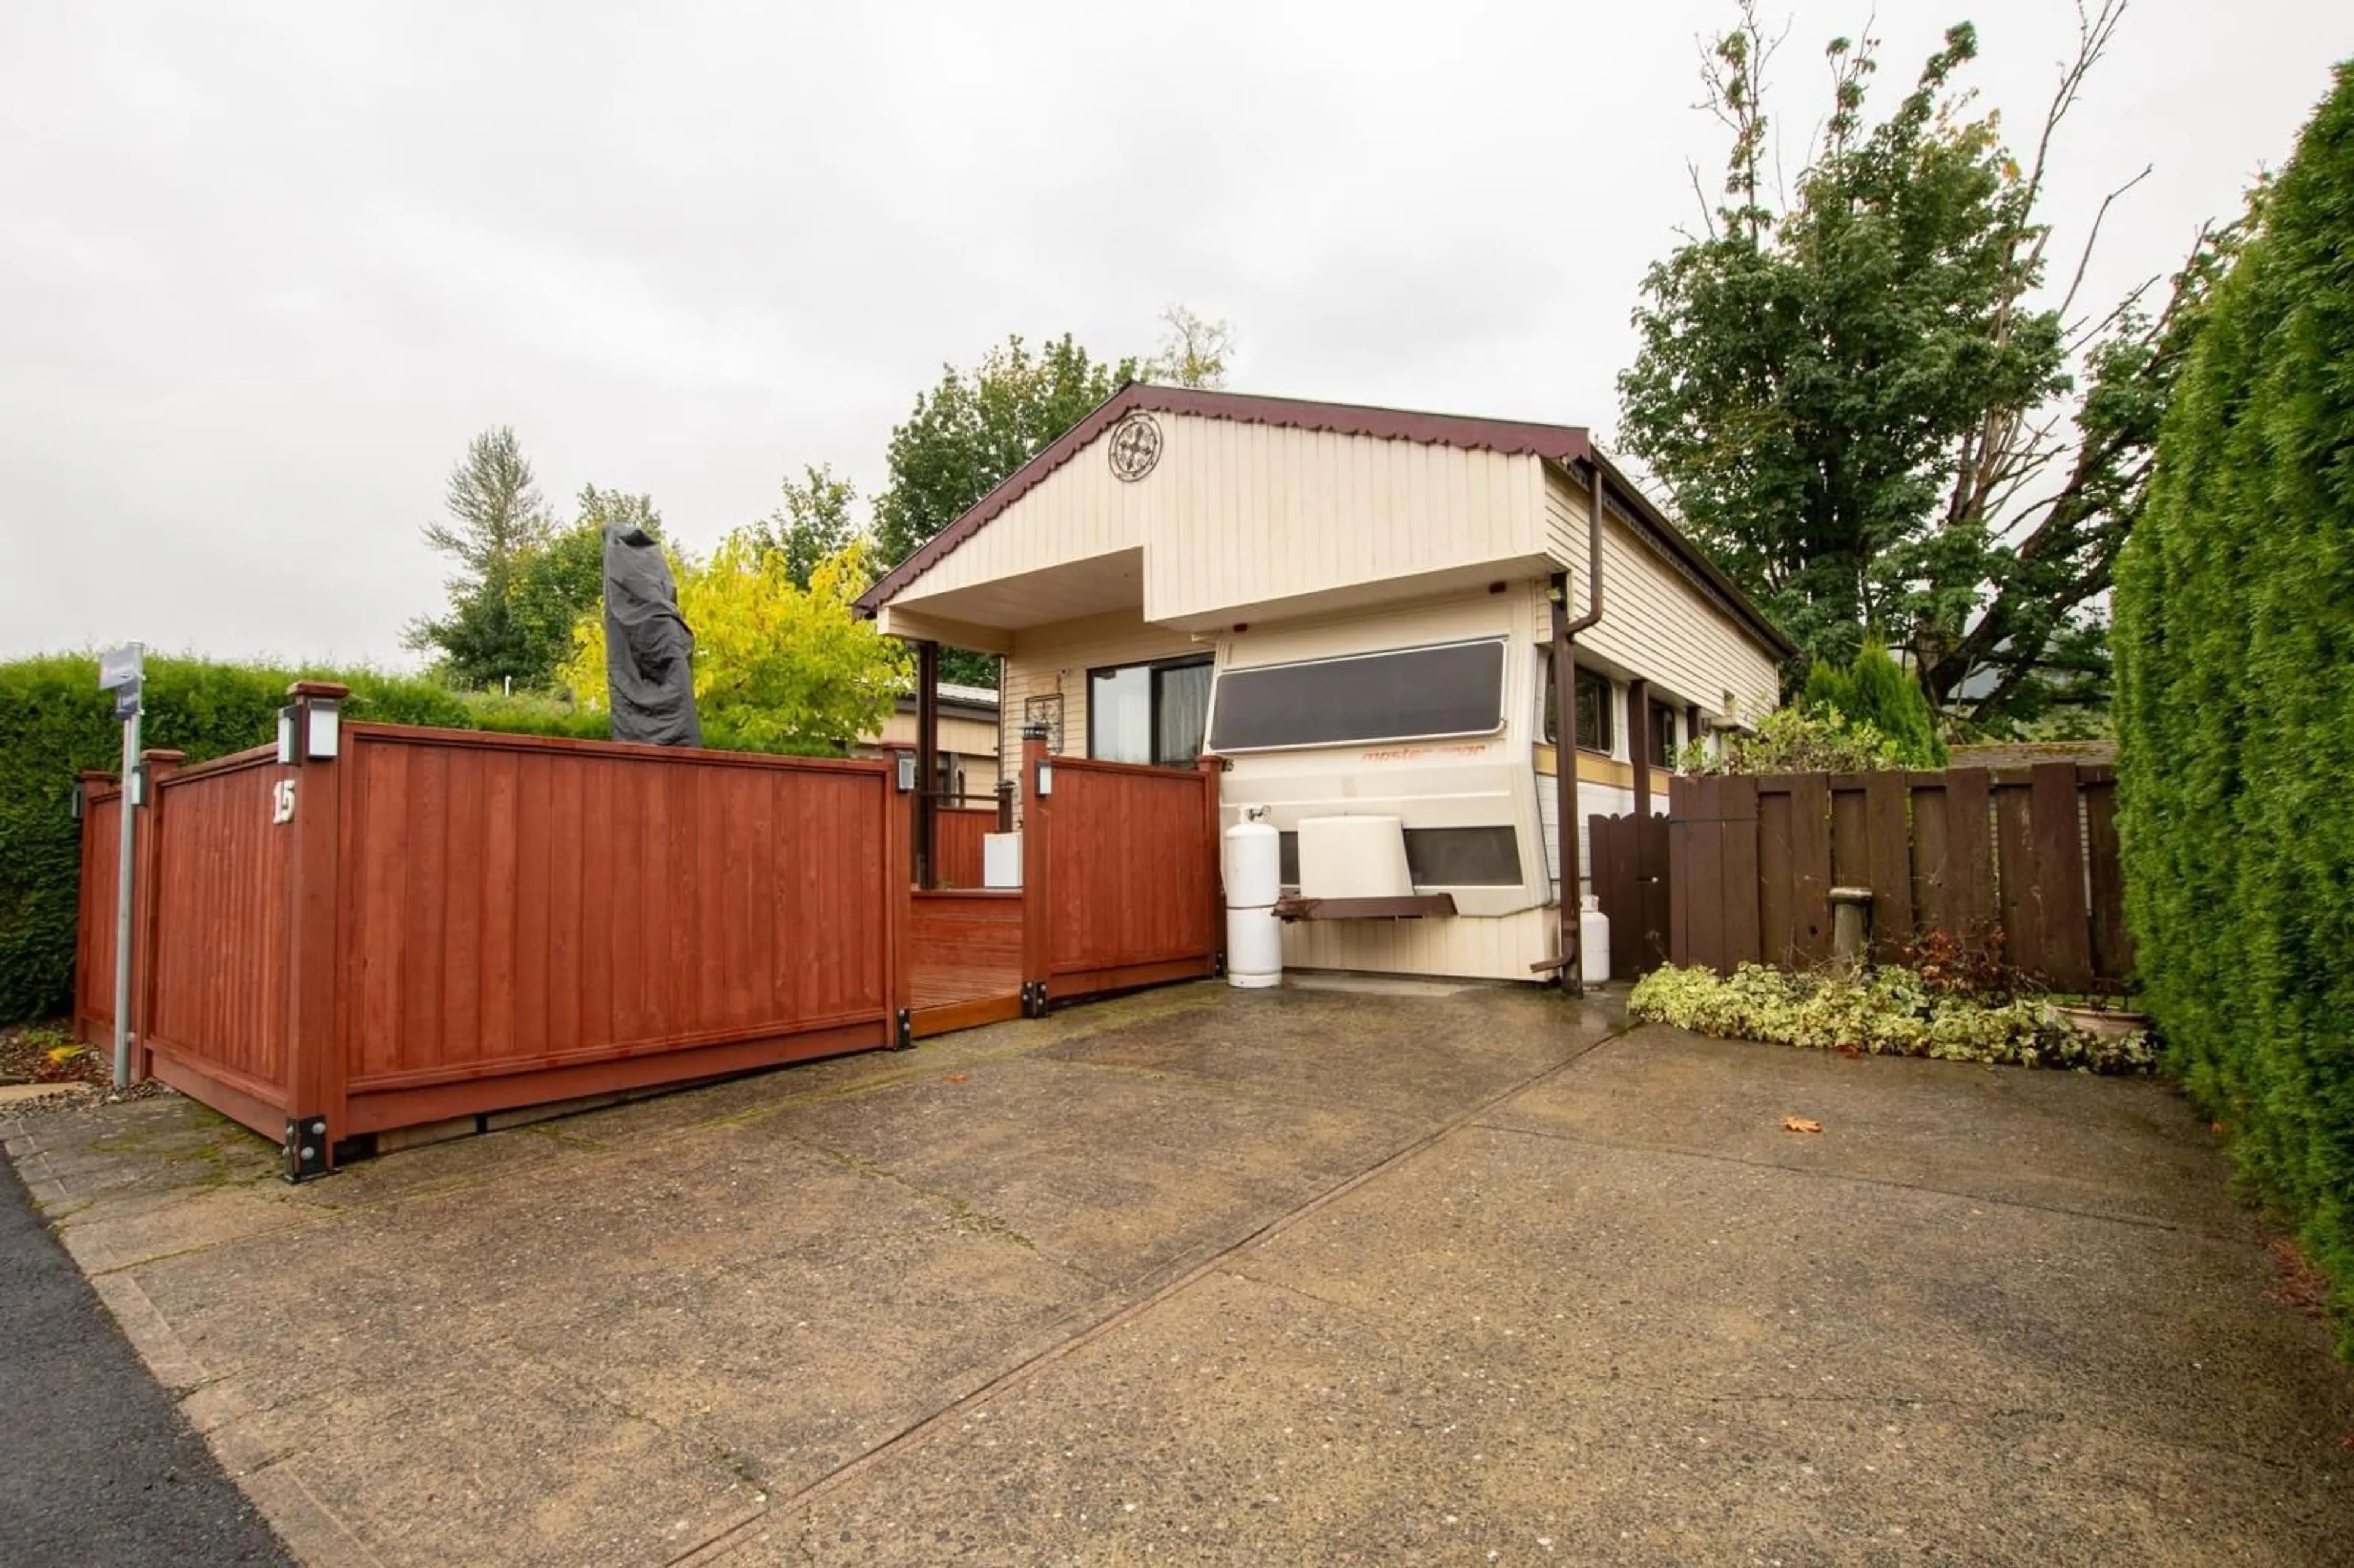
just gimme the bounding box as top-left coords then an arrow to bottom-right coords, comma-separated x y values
134,749 -> 185,1083
1019,726 -> 1051,1014
1197,753 -> 1225,976
74,770 -> 113,1045
280,682 -> 348,1181
995,778 -> 1015,834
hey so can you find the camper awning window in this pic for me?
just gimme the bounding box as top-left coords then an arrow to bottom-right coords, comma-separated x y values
1208,639 -> 1506,752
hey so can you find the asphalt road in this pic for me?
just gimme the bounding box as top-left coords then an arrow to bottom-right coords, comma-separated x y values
0,1155 -> 290,1567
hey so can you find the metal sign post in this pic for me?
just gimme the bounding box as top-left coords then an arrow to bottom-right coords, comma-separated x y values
97,643 -> 142,1089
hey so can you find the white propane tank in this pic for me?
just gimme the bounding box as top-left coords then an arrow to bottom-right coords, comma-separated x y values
1580,895 -> 1611,986
1224,808 -> 1284,989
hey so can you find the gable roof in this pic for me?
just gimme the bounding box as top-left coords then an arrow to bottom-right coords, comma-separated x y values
856,382 -> 1794,658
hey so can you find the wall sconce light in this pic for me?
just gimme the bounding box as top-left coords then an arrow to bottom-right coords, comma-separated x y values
276,706 -> 297,764
895,753 -> 917,793
1035,761 -> 1054,797
305,698 -> 341,759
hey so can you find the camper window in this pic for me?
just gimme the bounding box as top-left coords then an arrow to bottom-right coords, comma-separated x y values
1542,664 -> 1616,755
1206,639 -> 1506,752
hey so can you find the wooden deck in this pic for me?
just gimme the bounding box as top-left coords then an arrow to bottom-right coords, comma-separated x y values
908,888 -> 1024,1036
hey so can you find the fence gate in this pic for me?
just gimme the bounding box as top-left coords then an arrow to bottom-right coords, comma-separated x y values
1587,811 -> 1670,980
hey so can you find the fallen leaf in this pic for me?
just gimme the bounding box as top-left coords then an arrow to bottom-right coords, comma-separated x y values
942,1073 -> 969,1083
1782,1116 -> 1823,1135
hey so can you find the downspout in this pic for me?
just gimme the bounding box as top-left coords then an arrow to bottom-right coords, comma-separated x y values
1552,458 -> 1606,994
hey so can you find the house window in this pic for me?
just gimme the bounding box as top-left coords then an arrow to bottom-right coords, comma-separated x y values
1206,639 -> 1506,752
1089,655 -> 1213,766
1647,700 -> 1678,769
1542,663 -> 1615,755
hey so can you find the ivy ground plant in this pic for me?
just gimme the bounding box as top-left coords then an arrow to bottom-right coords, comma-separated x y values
1627,962 -> 2155,1075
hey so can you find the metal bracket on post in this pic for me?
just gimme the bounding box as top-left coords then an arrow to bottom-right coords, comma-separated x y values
283,1115 -> 330,1182
894,1008 -> 913,1049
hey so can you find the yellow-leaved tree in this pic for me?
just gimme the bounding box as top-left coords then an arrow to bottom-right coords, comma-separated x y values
559,535 -> 911,755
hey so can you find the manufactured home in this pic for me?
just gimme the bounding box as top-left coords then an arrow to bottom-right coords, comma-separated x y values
856,385 -> 1792,983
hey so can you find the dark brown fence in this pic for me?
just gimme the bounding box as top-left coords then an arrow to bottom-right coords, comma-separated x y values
1586,812 -> 1669,981
1661,763 -> 2131,991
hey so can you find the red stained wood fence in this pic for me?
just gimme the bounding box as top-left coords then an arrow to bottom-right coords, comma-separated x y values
1659,764 -> 2133,991
933,806 -> 998,889
76,688 -> 1227,1173
1020,740 -> 1223,1003
71,776 -> 126,1046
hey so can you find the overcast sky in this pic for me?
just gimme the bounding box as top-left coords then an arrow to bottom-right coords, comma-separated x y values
2,1 -> 2343,668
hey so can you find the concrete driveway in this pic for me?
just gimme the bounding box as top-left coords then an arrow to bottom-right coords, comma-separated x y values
7,980 -> 2350,1566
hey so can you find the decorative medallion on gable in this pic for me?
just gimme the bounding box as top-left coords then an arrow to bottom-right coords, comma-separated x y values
1107,412 -> 1162,482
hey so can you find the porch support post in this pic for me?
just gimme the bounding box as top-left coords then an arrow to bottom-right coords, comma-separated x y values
915,639 -> 940,888
1626,677 -> 1651,820
1551,577 -> 1583,993
1685,703 -> 1701,769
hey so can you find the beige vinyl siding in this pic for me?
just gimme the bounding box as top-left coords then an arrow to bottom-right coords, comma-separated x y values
895,434 -> 1170,609
873,712 -> 1002,796
1281,906 -> 1557,983
1542,468 -> 1779,721
999,607 -> 1208,770
1141,418 -> 1550,625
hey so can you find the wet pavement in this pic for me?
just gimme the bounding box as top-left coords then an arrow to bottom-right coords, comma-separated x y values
7,981 -> 2348,1566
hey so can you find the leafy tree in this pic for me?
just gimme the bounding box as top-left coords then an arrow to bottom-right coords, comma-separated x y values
1617,3 -> 2234,732
872,332 -> 1137,685
748,463 -> 864,590
405,425 -> 557,688
874,332 -> 1140,568
1145,304 -> 1237,388
560,534 -> 911,755
2114,64 -> 2354,1353
1800,642 -> 1947,766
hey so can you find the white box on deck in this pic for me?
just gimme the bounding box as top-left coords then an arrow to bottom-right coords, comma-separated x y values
1297,815 -> 1411,899
983,832 -> 1023,889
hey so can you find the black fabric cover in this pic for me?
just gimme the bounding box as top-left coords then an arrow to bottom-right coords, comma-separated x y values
601,524 -> 702,747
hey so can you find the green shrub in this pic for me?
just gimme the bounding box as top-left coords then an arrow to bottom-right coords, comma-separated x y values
1801,641 -> 1947,767
2112,66 -> 2354,1354
1626,962 -> 2155,1074
0,652 -> 776,1026
1679,704 -> 1906,776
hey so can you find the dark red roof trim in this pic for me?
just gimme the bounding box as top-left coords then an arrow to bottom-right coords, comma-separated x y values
856,382 -> 1793,659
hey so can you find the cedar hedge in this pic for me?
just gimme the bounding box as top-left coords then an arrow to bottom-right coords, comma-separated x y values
0,655 -> 618,1026
2113,65 -> 2354,1355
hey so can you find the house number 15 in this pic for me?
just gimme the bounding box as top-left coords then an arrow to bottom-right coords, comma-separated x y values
271,778 -> 297,824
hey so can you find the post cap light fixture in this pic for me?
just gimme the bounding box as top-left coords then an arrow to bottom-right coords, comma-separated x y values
305,697 -> 341,759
